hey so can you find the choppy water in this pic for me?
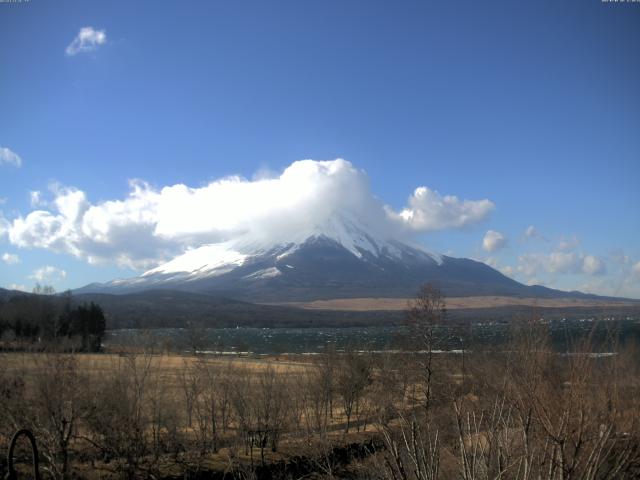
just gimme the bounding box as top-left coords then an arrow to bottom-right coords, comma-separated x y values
104,318 -> 640,355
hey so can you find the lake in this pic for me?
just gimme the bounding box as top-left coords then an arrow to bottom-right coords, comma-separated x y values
104,317 -> 640,355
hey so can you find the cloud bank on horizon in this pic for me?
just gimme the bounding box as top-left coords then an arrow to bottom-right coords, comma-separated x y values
2,159 -> 494,269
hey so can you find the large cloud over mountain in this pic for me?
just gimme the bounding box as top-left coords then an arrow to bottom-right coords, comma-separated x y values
5,159 -> 494,269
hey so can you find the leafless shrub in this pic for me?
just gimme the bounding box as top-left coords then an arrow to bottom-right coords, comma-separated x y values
336,348 -> 373,434
191,357 -> 234,454
296,362 -> 333,442
83,353 -> 153,479
30,354 -> 87,479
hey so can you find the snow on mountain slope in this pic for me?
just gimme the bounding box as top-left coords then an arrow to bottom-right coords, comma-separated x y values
142,215 -> 442,279
143,244 -> 247,277
76,215 -> 567,302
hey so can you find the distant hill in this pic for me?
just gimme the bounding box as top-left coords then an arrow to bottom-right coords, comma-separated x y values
75,289 -> 640,330
3,287 -> 638,330
0,287 -> 30,302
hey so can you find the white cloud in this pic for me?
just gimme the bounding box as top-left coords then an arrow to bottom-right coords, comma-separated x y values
500,265 -> 515,277
8,284 -> 28,292
390,186 -> 494,231
29,190 -> 47,207
633,261 -> 640,278
517,254 -> 543,277
65,27 -> 107,56
2,253 -> 20,265
524,225 -> 537,238
0,214 -> 8,238
610,249 -> 631,266
517,251 -> 606,277
522,225 -> 549,242
557,235 -> 580,252
582,255 -> 606,276
548,251 -> 583,274
481,256 -> 514,277
6,159 -> 495,269
482,230 -> 507,252
482,256 -> 499,268
0,147 -> 22,167
29,265 -> 67,283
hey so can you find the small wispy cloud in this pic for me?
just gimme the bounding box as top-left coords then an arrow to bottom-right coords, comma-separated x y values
482,230 -> 507,252
29,190 -> 47,208
0,214 -> 8,238
582,255 -> 606,276
0,147 -> 22,167
517,251 -> 606,277
522,225 -> 549,243
557,235 -> 580,252
2,253 -> 20,265
66,27 -> 107,56
524,225 -> 537,238
481,256 -> 514,277
29,265 -> 67,283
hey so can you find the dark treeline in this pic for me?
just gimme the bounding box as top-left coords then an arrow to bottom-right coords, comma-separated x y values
0,286 -> 106,352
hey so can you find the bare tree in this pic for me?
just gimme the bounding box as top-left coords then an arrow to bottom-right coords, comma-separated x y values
83,353 -> 153,479
147,354 -> 181,465
406,283 -> 446,413
298,363 -> 333,441
253,366 -> 291,463
380,413 -> 441,480
184,320 -> 207,355
336,349 -> 372,434
230,366 -> 256,460
179,359 -> 200,428
30,354 -> 86,480
192,357 -> 230,453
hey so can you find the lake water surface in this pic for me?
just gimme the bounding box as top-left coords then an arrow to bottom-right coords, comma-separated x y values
104,318 -> 640,355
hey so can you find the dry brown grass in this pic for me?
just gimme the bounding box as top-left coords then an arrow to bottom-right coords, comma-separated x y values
2,331 -> 640,480
0,351 -> 313,375
268,296 -> 639,311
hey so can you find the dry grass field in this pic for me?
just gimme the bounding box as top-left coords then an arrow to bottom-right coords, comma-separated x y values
0,351 -> 314,376
0,349 -> 391,479
273,295 -> 640,311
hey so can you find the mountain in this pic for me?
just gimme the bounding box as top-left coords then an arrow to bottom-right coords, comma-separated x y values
75,216 -> 612,302
0,287 -> 30,301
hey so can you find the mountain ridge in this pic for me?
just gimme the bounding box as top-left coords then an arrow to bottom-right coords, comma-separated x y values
74,240 -> 625,303
70,214 -> 637,302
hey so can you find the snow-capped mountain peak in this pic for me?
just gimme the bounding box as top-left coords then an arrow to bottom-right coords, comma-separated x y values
143,215 -> 441,278
74,215 -> 605,304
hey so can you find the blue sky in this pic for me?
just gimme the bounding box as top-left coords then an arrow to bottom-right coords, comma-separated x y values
1,0 -> 639,297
